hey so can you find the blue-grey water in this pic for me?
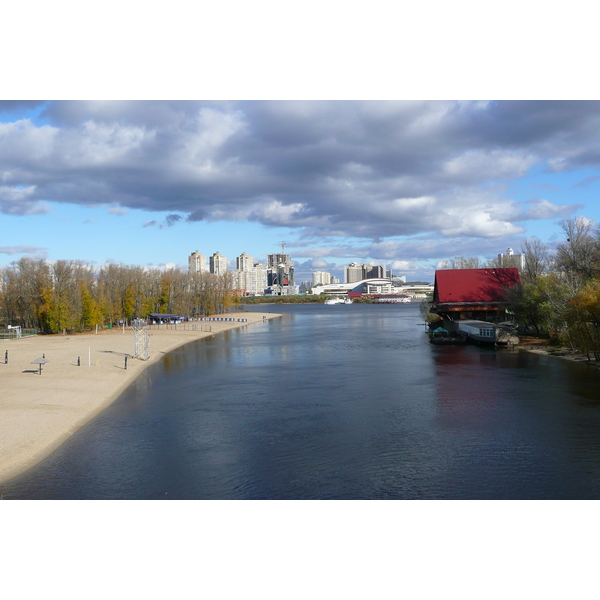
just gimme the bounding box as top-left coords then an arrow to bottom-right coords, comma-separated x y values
5,303 -> 600,499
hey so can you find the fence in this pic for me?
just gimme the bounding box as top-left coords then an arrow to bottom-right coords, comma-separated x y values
199,317 -> 249,323
0,328 -> 38,340
146,318 -> 249,332
147,323 -> 213,332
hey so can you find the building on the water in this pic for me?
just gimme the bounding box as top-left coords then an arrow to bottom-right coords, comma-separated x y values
430,268 -> 520,323
455,319 -> 519,346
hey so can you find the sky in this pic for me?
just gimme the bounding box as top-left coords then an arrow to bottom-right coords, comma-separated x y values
1,100 -> 599,283
2,3 -> 599,286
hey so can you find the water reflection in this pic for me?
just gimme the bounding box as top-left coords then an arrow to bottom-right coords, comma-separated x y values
5,304 -> 600,499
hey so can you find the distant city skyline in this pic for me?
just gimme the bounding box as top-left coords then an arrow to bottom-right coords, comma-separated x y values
2,101 -> 600,284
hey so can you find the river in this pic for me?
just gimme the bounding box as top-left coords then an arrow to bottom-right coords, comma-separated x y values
5,302 -> 600,499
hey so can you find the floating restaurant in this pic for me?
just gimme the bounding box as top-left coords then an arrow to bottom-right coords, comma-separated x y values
429,268 -> 521,346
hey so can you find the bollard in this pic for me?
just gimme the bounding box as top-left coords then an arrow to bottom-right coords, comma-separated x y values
4,350 -> 7,364
77,356 -> 80,367
124,356 -> 128,370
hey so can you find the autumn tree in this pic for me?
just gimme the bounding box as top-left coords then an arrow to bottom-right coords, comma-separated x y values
564,280 -> 600,360
80,283 -> 101,330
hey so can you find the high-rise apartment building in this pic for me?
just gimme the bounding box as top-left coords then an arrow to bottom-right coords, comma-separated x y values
231,263 -> 268,295
237,252 -> 253,271
345,262 -> 384,282
346,262 -> 364,283
312,271 -> 331,286
210,252 -> 227,275
188,251 -> 207,274
365,265 -> 384,279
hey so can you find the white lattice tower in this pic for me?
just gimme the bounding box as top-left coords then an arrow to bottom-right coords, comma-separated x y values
132,319 -> 149,360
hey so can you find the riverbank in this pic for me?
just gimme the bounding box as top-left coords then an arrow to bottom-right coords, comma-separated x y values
520,335 -> 600,368
0,312 -> 280,485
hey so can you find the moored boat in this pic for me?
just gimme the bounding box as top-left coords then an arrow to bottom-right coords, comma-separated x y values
429,327 -> 467,345
372,296 -> 411,303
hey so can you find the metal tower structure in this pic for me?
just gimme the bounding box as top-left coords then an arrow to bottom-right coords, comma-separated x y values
132,319 -> 149,361
274,241 -> 287,295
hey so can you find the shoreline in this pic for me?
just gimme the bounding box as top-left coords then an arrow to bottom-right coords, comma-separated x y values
0,312 -> 280,486
518,336 -> 600,368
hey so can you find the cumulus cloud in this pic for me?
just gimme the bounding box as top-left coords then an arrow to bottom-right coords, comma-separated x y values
0,100 -> 595,242
299,257 -> 335,269
516,198 -> 582,221
0,185 -> 49,215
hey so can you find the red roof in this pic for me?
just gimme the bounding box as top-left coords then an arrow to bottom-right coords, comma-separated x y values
433,268 -> 520,303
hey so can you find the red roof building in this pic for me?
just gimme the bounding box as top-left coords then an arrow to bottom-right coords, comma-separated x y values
431,268 -> 520,321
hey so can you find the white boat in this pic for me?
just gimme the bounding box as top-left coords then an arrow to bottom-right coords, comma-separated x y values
373,296 -> 411,303
344,298 -> 353,304
324,297 -> 345,305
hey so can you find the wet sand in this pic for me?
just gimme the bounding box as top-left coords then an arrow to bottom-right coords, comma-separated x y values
0,312 -> 280,485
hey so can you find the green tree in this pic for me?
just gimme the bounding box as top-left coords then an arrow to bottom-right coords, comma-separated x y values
510,274 -> 570,337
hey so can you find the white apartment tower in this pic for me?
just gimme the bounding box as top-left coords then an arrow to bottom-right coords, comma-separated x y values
312,271 -> 331,286
237,252 -> 253,271
210,252 -> 227,275
188,251 -> 207,274
231,263 -> 268,295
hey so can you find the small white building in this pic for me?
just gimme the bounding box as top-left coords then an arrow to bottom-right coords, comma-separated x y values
498,247 -> 525,271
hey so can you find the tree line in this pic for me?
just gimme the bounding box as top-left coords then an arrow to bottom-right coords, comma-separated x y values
0,260 -> 237,334
440,217 -> 600,360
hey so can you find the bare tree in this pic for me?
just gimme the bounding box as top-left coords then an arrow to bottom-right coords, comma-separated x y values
520,238 -> 550,283
556,217 -> 600,290
439,256 -> 481,269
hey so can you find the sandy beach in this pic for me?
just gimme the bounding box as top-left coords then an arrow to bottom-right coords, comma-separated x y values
0,311 -> 280,485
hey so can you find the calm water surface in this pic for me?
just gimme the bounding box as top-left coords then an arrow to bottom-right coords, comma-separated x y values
5,303 -> 600,499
